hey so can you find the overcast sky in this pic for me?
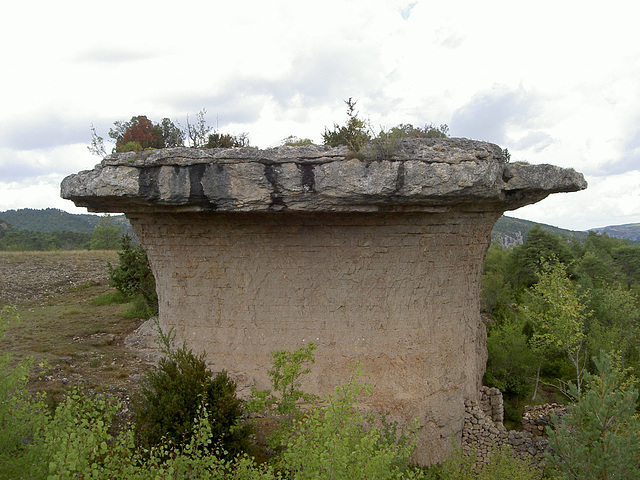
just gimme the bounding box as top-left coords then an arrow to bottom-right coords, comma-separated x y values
1,0 -> 638,231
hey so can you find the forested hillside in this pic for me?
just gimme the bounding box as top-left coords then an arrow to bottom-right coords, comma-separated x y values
0,208 -> 130,234
482,224 -> 640,425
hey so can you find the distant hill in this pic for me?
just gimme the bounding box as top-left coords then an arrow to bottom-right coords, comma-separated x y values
2,208 -> 638,248
0,208 -> 132,235
492,216 -> 588,248
590,223 -> 640,242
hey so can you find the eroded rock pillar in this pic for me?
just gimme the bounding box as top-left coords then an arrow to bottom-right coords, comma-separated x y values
128,210 -> 497,464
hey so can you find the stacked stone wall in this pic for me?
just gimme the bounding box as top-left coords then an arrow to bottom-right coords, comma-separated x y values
462,388 -> 567,467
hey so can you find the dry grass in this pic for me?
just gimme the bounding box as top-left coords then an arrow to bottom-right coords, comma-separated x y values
0,250 -> 153,405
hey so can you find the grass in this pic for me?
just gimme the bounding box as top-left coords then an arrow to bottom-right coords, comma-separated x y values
0,250 -> 152,405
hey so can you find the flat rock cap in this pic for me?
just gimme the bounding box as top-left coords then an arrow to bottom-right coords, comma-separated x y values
61,138 -> 586,214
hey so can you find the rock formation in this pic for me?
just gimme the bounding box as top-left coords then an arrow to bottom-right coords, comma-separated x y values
61,138 -> 586,465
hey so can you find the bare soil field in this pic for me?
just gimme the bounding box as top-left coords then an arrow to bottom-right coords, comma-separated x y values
0,250 -> 159,406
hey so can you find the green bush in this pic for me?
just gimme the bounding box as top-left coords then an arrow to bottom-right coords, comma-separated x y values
247,343 -> 318,450
281,367 -> 422,480
116,140 -> 144,152
107,234 -> 158,317
134,340 -> 251,458
0,306 -> 48,479
322,98 -> 371,152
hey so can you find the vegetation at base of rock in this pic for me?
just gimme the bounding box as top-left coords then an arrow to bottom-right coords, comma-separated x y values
107,234 -> 158,318
133,328 -> 251,459
247,343 -> 318,451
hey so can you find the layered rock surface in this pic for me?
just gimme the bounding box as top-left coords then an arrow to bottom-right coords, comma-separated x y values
61,138 -> 586,465
61,138 -> 586,214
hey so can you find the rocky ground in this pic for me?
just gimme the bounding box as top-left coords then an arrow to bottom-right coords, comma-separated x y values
0,250 -> 115,305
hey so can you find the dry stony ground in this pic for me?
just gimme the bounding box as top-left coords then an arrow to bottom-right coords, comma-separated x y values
0,250 -> 161,408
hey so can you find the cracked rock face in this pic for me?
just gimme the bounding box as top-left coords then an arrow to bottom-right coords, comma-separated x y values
61,138 -> 586,465
61,138 -> 586,214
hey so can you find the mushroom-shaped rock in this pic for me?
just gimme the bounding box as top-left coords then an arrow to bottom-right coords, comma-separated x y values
61,138 -> 586,465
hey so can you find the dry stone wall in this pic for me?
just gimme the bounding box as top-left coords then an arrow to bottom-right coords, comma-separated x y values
61,138 -> 586,465
462,387 -> 567,467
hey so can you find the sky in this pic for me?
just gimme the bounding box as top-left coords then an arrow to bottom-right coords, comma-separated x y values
1,0 -> 639,231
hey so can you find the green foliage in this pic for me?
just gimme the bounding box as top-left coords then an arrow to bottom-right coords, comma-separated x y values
383,123 -> 449,139
611,244 -> 640,288
206,131 -> 250,148
247,343 -> 318,449
507,225 -> 574,290
0,306 -> 48,479
322,98 -> 372,152
422,446 -> 542,480
280,136 -> 313,147
118,140 -> 144,152
522,262 -> 589,397
0,208 -> 131,234
481,244 -> 515,320
89,214 -> 121,250
134,338 -> 251,458
0,227 -> 91,251
107,115 -> 184,153
360,122 -> 450,161
281,367 -> 422,480
107,234 -> 158,317
546,353 -> 640,479
158,117 -> 186,147
484,319 -> 537,403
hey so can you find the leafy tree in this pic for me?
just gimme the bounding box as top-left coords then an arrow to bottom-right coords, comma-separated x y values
108,115 -> 184,152
546,353 -> 640,479
322,98 -> 372,152
484,318 -> 537,417
158,117 -> 185,147
89,214 -> 121,250
522,262 -> 589,397
612,244 -> 640,288
585,286 -> 640,374
575,251 -> 616,289
506,225 -> 574,290
109,115 -> 162,151
206,131 -> 250,148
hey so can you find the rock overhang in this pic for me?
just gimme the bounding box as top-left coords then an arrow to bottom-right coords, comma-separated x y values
59,136 -> 587,465
61,138 -> 587,214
